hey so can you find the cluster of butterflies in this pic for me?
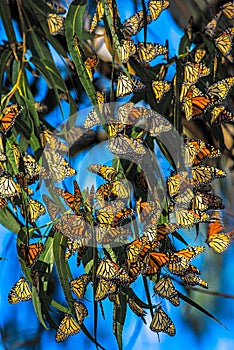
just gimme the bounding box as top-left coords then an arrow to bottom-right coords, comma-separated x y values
204,1 -> 234,62
0,104 -> 46,222
86,0 -> 172,100
84,100 -> 172,163
180,1 -> 234,123
167,138 -> 234,254
46,1 -> 66,36
8,150 -> 233,341
5,1 -> 234,344
90,0 -> 169,35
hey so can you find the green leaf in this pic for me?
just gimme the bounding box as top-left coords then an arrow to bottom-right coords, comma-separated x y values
0,48 -> 12,93
178,291 -> 228,330
0,0 -> 17,44
50,299 -> 71,314
30,57 -> 63,107
53,232 -> 74,308
32,286 -> 49,329
113,292 -> 127,350
24,0 -> 68,58
0,208 -> 22,234
65,0 -> 100,110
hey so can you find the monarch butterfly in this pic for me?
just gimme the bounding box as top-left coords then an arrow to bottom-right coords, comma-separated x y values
118,103 -> 152,125
47,13 -> 64,35
65,239 -> 81,260
74,301 -> 88,324
105,120 -> 125,138
152,80 -> 170,102
137,42 -> 168,62
84,109 -> 100,130
211,105 -> 234,124
182,85 -> 214,121
214,27 -> 234,62
183,62 -> 210,85
89,0 -> 104,33
23,154 -> 41,183
84,91 -> 105,128
0,197 -> 7,209
108,134 -> 146,158
206,211 -> 232,253
150,306 -> 176,336
65,240 -> 87,267
126,261 -> 145,283
185,139 -> 221,166
167,171 -> 193,198
88,164 -> 117,182
96,225 -> 128,244
26,199 -> 46,223
192,165 -> 226,186
64,126 -> 95,148
134,170 -> 148,192
97,258 -> 129,284
128,298 -> 147,322
54,180 -> 83,214
221,1 -> 234,19
185,264 -> 202,275
207,77 -> 234,101
95,279 -> 117,301
172,188 -> 194,205
153,275 -> 180,306
144,221 -> 178,243
98,180 -> 129,201
46,2 -> 67,15
18,242 -> 45,267
111,207 -> 134,227
136,198 -> 158,222
95,202 -> 124,225
172,246 -> 205,261
195,183 -> 212,193
194,48 -> 206,63
122,10 -> 152,37
96,258 -> 119,280
16,173 -> 34,195
204,11 -> 222,38
55,214 -> 90,243
126,236 -> 149,264
191,192 -> 224,211
8,276 -> 32,304
116,73 -> 133,97
120,39 -> 136,63
39,128 -> 68,152
42,194 -> 60,221
0,103 -> 23,134
43,149 -> 76,182
172,209 -> 208,228
132,77 -> 147,93
0,172 -> 21,198
130,236 -> 158,264
148,1 -> 170,21
55,314 -> 80,342
145,112 -> 172,136
70,274 -> 91,299
84,55 -> 99,80
180,272 -> 209,288
34,102 -> 48,113
144,251 -> 170,275
95,183 -> 116,205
